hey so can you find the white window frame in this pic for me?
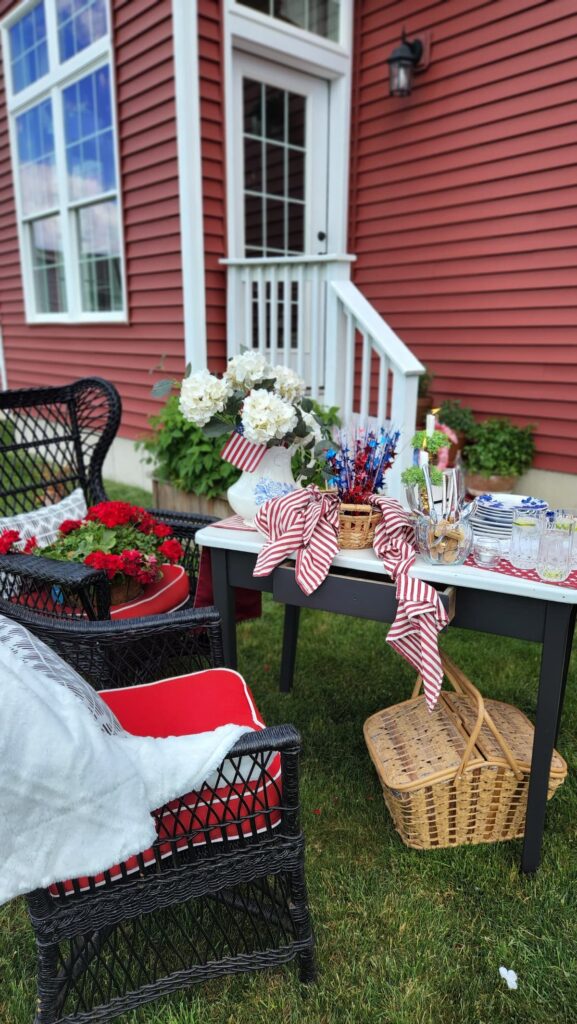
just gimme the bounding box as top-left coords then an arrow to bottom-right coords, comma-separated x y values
224,0 -> 354,257
1,0 -> 127,324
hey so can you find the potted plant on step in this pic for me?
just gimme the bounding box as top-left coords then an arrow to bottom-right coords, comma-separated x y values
462,418 -> 535,495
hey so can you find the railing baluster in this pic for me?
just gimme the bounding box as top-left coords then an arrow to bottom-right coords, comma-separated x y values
283,265 -> 291,364
257,267 -> 266,356
360,331 -> 371,419
243,269 -> 252,352
310,263 -> 320,396
296,263 -> 305,379
344,307 -> 355,417
378,353 -> 389,421
269,264 -> 278,366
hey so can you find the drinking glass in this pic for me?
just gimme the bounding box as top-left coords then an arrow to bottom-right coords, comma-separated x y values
472,536 -> 502,569
554,508 -> 577,569
536,514 -> 574,583
509,510 -> 542,570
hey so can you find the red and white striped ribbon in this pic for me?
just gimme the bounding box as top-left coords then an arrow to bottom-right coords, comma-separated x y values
253,487 -> 340,595
370,496 -> 448,710
221,430 -> 267,472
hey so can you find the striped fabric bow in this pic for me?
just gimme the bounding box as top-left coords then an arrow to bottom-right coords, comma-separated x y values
369,496 -> 448,711
253,487 -> 340,595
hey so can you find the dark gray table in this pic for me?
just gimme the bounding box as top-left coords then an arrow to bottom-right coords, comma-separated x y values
196,525 -> 577,874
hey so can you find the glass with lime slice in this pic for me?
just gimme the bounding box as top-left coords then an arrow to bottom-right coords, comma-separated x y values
536,513 -> 574,583
509,510 -> 543,570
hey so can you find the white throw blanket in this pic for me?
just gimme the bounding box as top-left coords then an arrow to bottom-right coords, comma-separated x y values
0,617 -> 251,906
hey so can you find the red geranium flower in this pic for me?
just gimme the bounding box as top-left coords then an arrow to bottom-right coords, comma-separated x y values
59,519 -> 83,535
84,551 -> 124,580
23,536 -> 38,553
87,502 -> 135,528
158,538 -> 184,563
153,522 -> 172,538
0,529 -> 21,554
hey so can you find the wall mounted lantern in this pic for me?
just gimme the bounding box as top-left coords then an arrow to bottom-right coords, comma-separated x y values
387,30 -> 431,97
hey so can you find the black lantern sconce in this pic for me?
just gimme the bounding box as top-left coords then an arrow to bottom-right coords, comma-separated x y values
387,29 -> 431,97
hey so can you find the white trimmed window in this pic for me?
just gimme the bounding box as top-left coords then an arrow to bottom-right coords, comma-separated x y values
1,0 -> 126,322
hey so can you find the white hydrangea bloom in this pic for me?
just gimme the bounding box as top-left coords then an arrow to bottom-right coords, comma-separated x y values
225,351 -> 271,389
242,390 -> 298,445
301,408 -> 322,445
179,370 -> 231,428
272,365 -> 306,402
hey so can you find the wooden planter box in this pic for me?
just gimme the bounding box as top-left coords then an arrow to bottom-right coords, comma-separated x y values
152,479 -> 232,519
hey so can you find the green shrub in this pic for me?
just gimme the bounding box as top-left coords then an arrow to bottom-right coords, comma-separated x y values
138,395 -> 240,499
437,399 -> 476,438
463,418 -> 535,477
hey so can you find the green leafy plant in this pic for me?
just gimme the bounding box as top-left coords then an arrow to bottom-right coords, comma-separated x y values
138,395 -> 241,499
400,464 -> 443,487
462,418 -> 535,477
418,367 -> 434,398
410,429 -> 450,457
293,400 -> 341,485
437,399 -> 476,438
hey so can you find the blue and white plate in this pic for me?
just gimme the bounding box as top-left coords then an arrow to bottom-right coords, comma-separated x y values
476,493 -> 548,512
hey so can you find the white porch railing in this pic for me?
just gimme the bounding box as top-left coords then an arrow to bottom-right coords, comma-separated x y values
222,255 -> 424,498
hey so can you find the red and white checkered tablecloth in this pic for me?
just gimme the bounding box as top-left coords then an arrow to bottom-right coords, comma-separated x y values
464,555 -> 577,590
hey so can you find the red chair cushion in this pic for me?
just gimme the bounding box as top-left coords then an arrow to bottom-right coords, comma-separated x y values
49,669 -> 281,897
110,564 -> 189,619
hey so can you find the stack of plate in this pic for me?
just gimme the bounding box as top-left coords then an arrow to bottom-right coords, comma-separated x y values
471,493 -> 548,544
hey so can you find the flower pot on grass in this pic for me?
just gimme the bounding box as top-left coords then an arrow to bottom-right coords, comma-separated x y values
464,473 -> 517,497
152,478 -> 232,520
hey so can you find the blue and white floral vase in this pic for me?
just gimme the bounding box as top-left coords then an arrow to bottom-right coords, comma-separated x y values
227,446 -> 299,525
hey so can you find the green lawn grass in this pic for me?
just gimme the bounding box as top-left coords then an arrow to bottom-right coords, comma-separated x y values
2,487 -> 576,1024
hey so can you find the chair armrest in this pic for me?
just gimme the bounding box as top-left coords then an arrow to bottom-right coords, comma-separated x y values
146,508 -> 218,589
4,603 -> 225,689
0,553 -> 110,619
229,723 -> 302,757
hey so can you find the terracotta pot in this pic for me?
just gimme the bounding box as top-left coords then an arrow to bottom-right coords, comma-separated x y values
464,473 -> 517,497
110,576 -> 143,606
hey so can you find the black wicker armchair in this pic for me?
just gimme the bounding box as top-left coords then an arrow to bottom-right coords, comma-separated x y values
9,605 -> 315,1023
0,377 -> 214,617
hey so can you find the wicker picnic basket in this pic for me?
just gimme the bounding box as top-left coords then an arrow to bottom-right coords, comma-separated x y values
337,503 -> 381,549
364,652 -> 567,849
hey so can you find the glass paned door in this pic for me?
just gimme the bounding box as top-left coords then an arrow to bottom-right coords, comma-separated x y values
233,54 -> 329,258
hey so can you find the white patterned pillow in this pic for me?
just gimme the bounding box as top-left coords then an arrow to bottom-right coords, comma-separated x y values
0,615 -> 123,735
0,487 -> 88,549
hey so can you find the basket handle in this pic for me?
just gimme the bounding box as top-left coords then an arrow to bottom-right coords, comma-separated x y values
412,653 -> 525,782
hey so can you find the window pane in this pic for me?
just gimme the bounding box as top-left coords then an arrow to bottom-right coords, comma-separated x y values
57,0 -> 107,62
78,201 -> 122,312
16,99 -> 58,215
237,0 -> 340,42
9,2 -> 48,94
31,216 -> 67,313
63,66 -> 115,199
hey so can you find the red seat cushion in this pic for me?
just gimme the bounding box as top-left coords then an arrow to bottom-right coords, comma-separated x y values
110,564 -> 189,619
49,669 -> 281,897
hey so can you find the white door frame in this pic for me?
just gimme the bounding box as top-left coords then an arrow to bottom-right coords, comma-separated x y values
232,53 -> 330,257
224,1 -> 353,258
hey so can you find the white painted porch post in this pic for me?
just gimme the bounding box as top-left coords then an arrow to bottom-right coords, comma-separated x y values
388,372 -> 420,501
172,0 -> 207,370
324,263 -> 353,409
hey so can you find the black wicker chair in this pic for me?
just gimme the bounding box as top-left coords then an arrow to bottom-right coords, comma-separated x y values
9,604 -> 315,1023
0,377 -> 214,618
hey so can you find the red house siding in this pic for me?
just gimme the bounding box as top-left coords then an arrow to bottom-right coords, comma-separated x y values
0,0 -> 186,439
350,0 -> 577,475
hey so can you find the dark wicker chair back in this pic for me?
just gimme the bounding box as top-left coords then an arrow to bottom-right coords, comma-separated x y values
8,607 -> 315,1021
0,377 -> 120,514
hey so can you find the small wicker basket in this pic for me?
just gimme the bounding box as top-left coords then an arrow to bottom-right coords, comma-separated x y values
337,503 -> 381,550
364,652 -> 567,849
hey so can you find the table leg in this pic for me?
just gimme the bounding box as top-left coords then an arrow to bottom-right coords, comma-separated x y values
522,602 -> 576,875
279,604 -> 300,693
210,548 -> 237,669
